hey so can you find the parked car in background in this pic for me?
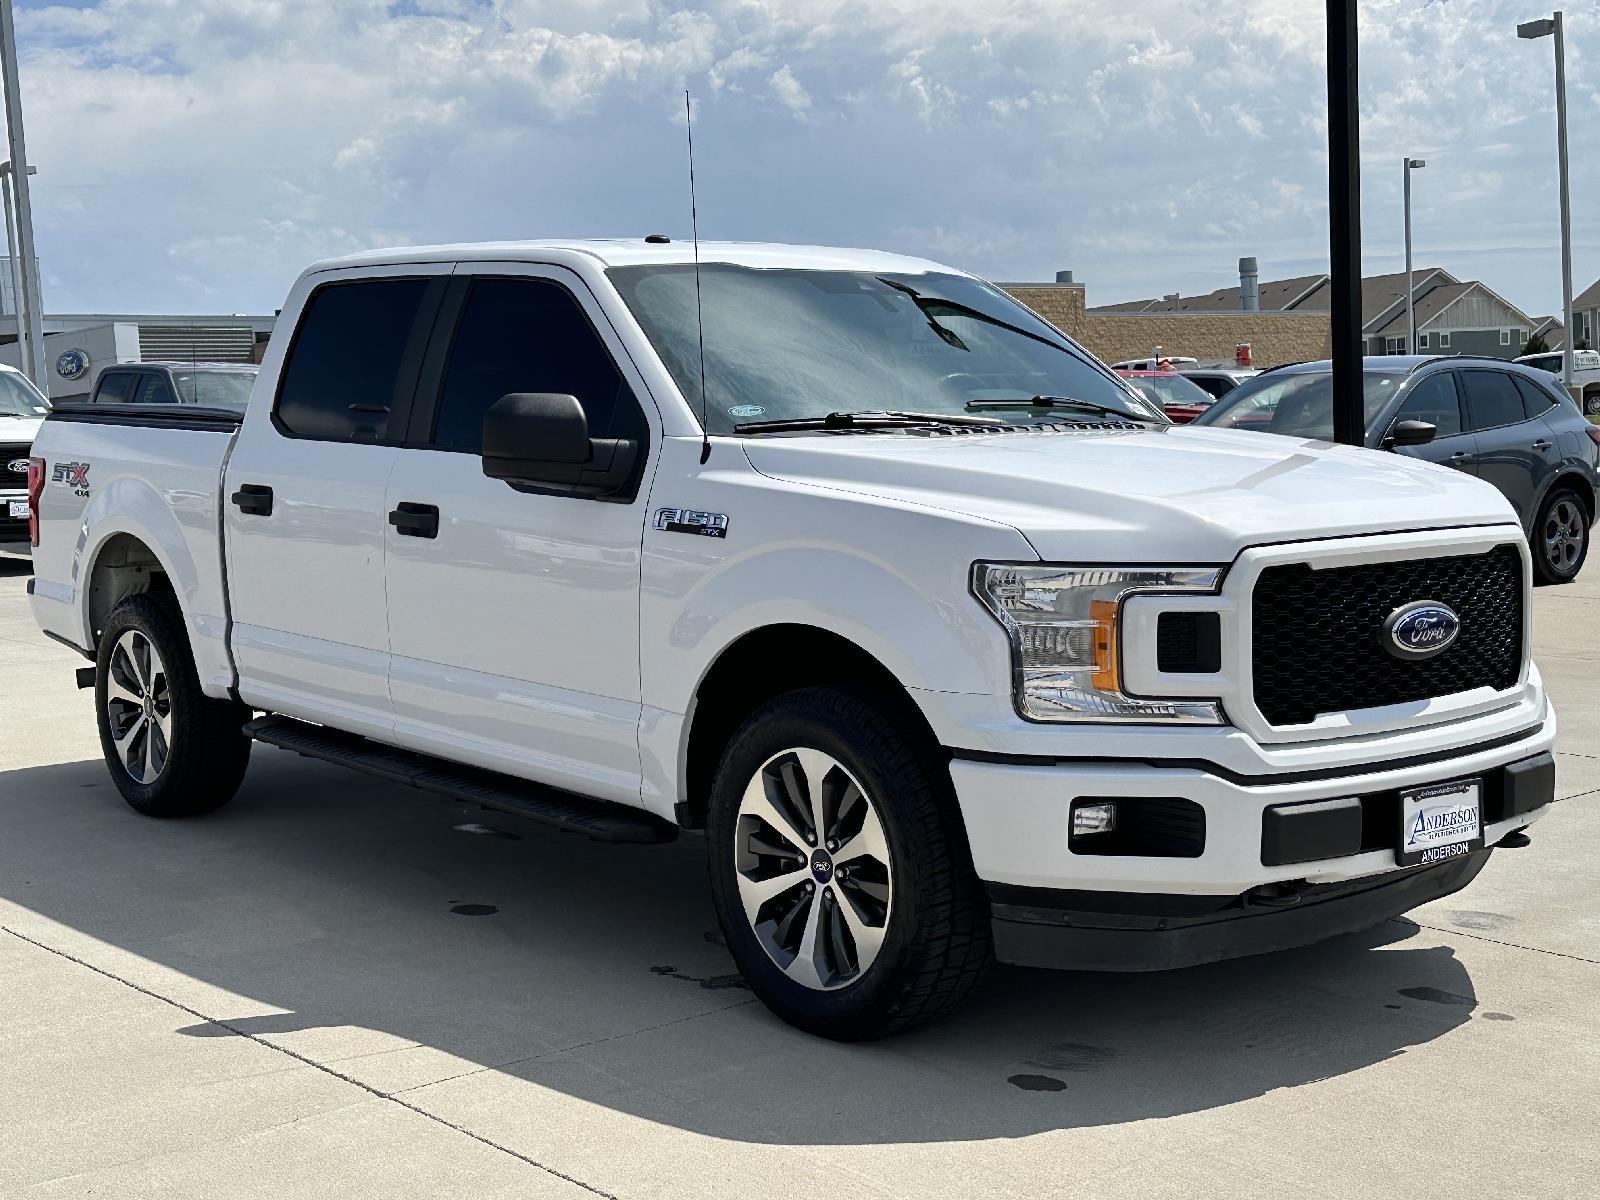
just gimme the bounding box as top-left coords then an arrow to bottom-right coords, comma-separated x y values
1180,366 -> 1259,400
89,361 -> 258,411
1515,349 -> 1600,416
1115,368 -> 1216,422
1110,355 -> 1198,371
1195,355 -> 1600,583
0,362 -> 50,548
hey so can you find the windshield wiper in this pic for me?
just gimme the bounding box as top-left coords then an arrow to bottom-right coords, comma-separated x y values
964,395 -> 1161,423
734,409 -> 1007,434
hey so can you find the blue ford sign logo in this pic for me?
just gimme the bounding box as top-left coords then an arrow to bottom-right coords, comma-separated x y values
1383,600 -> 1461,660
55,348 -> 89,380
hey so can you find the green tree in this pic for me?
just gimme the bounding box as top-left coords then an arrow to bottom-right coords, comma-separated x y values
1522,332 -> 1550,355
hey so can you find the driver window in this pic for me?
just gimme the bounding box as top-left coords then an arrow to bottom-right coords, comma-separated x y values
1391,372 -> 1462,437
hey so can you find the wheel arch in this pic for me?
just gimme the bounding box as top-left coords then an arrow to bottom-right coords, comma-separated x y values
83,529 -> 181,654
678,623 -> 944,830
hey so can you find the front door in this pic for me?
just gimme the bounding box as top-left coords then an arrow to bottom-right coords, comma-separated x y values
225,266 -> 448,738
1387,370 -> 1479,474
382,265 -> 658,806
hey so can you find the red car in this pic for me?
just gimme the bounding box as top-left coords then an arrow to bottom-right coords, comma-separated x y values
1115,369 -> 1216,423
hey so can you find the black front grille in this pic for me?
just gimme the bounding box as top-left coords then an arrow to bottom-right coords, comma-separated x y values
0,444 -> 28,490
1252,545 -> 1523,726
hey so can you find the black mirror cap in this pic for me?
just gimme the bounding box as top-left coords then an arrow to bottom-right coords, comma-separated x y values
1388,418 -> 1438,447
484,392 -> 591,467
482,391 -> 642,501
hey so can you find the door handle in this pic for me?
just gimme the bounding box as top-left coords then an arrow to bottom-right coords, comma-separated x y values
1532,439 -> 1552,451
388,502 -> 439,539
1449,451 -> 1470,460
230,484 -> 273,516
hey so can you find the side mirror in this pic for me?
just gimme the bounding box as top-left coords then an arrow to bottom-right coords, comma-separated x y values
1386,419 -> 1437,448
482,393 -> 640,500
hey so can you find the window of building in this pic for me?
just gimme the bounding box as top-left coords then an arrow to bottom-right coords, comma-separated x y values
1460,369 -> 1527,431
431,277 -> 643,454
1417,333 -> 1429,349
275,278 -> 433,442
1500,328 -> 1512,345
1439,332 -> 1452,348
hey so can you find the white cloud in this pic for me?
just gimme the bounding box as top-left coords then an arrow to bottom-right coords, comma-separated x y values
769,64 -> 811,115
6,0 -> 1596,319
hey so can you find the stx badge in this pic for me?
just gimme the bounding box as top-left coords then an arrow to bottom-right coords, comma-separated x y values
52,462 -> 91,496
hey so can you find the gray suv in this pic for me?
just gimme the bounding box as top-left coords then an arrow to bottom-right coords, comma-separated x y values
1195,355 -> 1600,583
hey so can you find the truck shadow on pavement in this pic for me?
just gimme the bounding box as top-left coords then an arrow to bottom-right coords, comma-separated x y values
0,749 -> 1491,1145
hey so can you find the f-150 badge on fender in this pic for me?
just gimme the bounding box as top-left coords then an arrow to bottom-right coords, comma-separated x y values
654,508 -> 728,538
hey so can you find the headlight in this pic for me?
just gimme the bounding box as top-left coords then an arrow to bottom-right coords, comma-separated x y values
972,563 -> 1225,724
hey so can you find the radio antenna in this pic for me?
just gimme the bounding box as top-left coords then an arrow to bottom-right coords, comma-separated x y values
686,90 -> 711,464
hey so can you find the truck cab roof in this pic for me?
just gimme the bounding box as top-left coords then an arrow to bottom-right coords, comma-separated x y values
309,239 -> 962,277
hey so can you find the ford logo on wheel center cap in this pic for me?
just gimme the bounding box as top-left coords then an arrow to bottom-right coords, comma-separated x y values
1383,600 -> 1461,660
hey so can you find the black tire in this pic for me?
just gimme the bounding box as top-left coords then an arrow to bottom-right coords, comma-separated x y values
1532,487 -> 1590,586
1583,392 -> 1600,417
706,686 -> 991,1040
95,592 -> 252,817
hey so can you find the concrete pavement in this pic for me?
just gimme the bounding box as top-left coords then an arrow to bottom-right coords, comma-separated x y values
1,549 -> 1596,1198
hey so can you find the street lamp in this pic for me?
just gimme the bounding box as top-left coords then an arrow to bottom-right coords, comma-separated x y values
1519,12 -> 1573,390
1404,157 -> 1425,354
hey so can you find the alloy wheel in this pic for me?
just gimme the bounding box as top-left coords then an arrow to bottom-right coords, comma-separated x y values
733,748 -> 894,991
1543,497 -> 1585,577
105,630 -> 172,785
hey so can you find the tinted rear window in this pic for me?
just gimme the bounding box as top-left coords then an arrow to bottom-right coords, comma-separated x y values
1460,370 -> 1526,431
276,279 -> 431,441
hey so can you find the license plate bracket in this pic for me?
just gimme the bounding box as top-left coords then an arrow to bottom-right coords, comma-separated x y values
1398,777 -> 1483,867
7,499 -> 26,520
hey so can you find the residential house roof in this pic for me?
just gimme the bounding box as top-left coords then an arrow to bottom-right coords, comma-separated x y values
1371,282 -> 1477,336
1572,278 -> 1600,311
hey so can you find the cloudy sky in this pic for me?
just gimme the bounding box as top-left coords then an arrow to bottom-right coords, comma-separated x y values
10,0 -> 1600,319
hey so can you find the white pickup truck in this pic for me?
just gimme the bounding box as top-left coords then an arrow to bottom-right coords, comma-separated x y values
26,240 -> 1558,1039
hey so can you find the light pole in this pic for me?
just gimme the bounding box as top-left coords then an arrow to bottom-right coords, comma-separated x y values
1404,158 -> 1425,353
1519,12 -> 1573,390
0,0 -> 45,395
1327,0 -> 1364,446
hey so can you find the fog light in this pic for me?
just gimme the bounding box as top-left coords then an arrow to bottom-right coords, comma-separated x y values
1071,801 -> 1118,838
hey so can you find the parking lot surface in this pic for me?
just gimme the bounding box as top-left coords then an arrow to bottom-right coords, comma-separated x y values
1,550 -> 1596,1199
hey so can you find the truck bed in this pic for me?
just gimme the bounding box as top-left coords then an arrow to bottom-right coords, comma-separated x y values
27,404 -> 242,695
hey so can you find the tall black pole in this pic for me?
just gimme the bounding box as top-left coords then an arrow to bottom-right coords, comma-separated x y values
1327,0 -> 1364,446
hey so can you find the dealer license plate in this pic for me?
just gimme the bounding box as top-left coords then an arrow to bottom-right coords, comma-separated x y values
7,500 -> 26,519
1398,778 -> 1483,867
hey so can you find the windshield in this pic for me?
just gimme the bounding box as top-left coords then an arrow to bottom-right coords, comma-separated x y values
1120,373 -> 1213,408
0,370 -> 48,417
1194,369 -> 1404,439
607,265 -> 1162,432
173,369 -> 257,410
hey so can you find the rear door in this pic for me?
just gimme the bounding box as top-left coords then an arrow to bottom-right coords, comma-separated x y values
381,264 -> 657,804
1459,368 -> 1554,525
1386,370 -> 1478,473
223,265 -> 449,738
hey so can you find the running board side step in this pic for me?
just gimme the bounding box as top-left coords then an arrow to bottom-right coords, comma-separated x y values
243,714 -> 677,844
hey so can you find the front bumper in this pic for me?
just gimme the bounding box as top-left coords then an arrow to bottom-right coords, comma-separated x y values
0,488 -> 26,544
949,710 -> 1558,970
990,848 -> 1496,972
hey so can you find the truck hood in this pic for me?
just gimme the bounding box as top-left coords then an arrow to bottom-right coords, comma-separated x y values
0,415 -> 43,455
740,424 -> 1521,562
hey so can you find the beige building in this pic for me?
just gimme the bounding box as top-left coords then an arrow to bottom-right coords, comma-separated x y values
1000,275 -> 1330,369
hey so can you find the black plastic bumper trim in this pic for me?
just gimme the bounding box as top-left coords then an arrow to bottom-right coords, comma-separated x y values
991,850 -> 1491,972
949,724 -> 1544,788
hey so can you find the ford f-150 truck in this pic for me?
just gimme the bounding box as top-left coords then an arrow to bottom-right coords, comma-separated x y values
25,240 -> 1558,1039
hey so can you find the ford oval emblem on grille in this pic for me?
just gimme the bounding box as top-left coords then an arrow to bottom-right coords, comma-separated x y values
1383,600 -> 1461,660
5,459 -> 26,474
